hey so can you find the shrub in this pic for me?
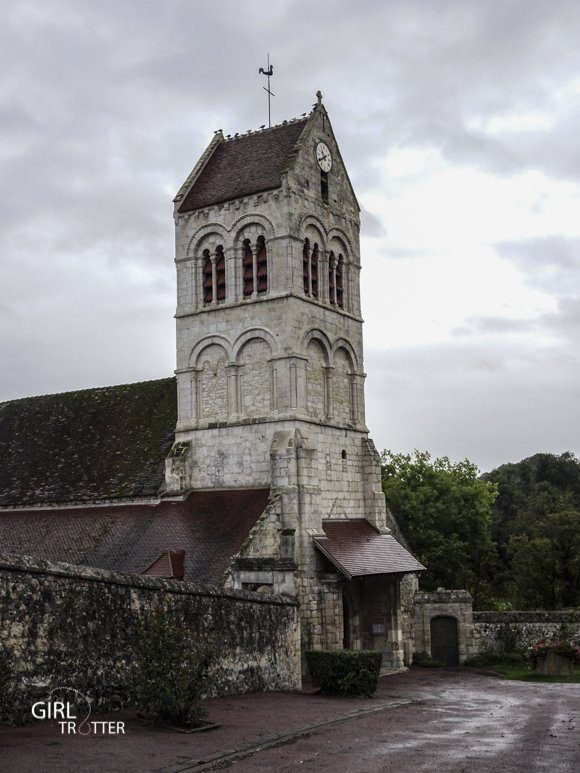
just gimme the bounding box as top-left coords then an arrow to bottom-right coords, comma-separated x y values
464,651 -> 527,668
529,640 -> 580,665
495,623 -> 521,655
0,648 -> 15,723
305,650 -> 381,697
131,607 -> 214,728
412,651 -> 443,668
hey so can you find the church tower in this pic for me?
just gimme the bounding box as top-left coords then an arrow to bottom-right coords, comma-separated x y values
166,95 -> 422,666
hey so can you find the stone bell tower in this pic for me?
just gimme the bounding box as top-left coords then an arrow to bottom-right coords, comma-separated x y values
166,94 -> 423,665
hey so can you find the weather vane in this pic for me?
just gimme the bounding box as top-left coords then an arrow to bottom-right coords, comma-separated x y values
259,54 -> 274,127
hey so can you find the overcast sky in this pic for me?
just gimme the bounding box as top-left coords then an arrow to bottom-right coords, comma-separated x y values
1,0 -> 579,472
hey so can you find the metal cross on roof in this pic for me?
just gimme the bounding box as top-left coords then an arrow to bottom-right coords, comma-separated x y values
258,54 -> 275,128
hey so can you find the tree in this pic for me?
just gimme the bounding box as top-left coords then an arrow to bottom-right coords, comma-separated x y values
381,451 -> 498,607
483,452 -> 580,599
509,510 -> 580,609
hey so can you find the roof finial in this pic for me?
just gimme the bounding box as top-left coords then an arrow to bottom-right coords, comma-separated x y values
316,90 -> 322,105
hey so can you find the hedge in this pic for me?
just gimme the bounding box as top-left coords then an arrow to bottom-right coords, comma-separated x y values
305,650 -> 382,697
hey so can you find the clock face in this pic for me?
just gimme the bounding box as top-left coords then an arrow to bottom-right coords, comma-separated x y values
316,142 -> 332,172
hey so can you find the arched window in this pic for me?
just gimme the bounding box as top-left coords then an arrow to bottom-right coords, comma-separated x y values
215,245 -> 226,301
256,235 -> 268,293
303,238 -> 311,294
328,250 -> 336,305
243,238 -> 254,297
336,254 -> 344,309
311,243 -> 319,298
202,249 -> 213,304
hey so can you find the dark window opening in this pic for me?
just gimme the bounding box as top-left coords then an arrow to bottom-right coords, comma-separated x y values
320,170 -> 329,204
256,235 -> 268,293
243,238 -> 254,297
215,245 -> 226,301
336,254 -> 344,309
341,449 -> 347,460
311,242 -> 319,298
303,238 -> 311,294
202,249 -> 213,304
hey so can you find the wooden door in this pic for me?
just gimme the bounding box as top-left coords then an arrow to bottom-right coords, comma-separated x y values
430,616 -> 459,666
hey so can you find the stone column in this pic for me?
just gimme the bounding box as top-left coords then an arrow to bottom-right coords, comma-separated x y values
389,580 -> 404,669
227,364 -> 239,418
325,366 -> 334,420
211,255 -> 217,305
226,247 -> 237,302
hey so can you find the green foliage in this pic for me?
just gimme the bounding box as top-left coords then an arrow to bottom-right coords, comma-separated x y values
305,650 -> 382,697
412,651 -> 443,668
131,607 -> 214,728
483,452 -> 580,605
464,651 -> 526,668
529,640 -> 580,664
381,450 -> 498,606
508,511 -> 580,609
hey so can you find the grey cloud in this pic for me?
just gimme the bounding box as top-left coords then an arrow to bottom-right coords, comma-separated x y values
365,340 -> 580,473
494,236 -> 580,298
1,0 -> 580,474
452,317 -> 537,337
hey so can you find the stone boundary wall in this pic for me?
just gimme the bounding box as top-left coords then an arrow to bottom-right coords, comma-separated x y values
0,554 -> 300,723
473,611 -> 580,653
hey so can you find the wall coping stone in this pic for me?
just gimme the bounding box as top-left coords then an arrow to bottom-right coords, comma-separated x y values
0,553 -> 298,607
474,611 -> 580,623
414,589 -> 473,604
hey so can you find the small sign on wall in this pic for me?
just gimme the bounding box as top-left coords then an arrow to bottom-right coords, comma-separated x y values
372,619 -> 386,636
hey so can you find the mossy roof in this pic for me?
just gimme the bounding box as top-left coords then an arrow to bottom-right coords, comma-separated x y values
178,119 -> 308,212
0,378 -> 177,507
0,489 -> 271,584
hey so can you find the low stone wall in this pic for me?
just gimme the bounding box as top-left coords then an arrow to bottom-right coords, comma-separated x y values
473,611 -> 580,653
0,554 -> 301,723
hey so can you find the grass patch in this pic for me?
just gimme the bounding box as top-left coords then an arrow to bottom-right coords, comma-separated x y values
465,656 -> 580,683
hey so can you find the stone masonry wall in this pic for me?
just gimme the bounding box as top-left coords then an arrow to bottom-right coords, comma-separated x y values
413,590 -> 478,663
0,554 -> 300,724
473,611 -> 580,653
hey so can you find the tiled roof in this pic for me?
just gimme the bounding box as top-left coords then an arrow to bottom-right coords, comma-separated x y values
178,119 -> 308,212
0,378 -> 177,507
313,519 -> 425,579
0,489 -> 270,584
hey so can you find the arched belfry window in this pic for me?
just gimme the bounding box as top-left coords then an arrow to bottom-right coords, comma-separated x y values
201,245 -> 227,305
256,235 -> 268,293
302,238 -> 319,299
243,238 -> 253,297
311,243 -> 319,298
202,249 -> 213,304
215,245 -> 226,301
242,235 -> 268,297
303,238 -> 310,294
336,254 -> 344,309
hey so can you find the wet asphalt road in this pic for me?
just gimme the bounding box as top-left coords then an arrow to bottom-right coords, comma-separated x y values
227,670 -> 580,772
1,669 -> 578,772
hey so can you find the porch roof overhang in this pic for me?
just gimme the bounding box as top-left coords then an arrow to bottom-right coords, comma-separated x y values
313,519 -> 426,580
